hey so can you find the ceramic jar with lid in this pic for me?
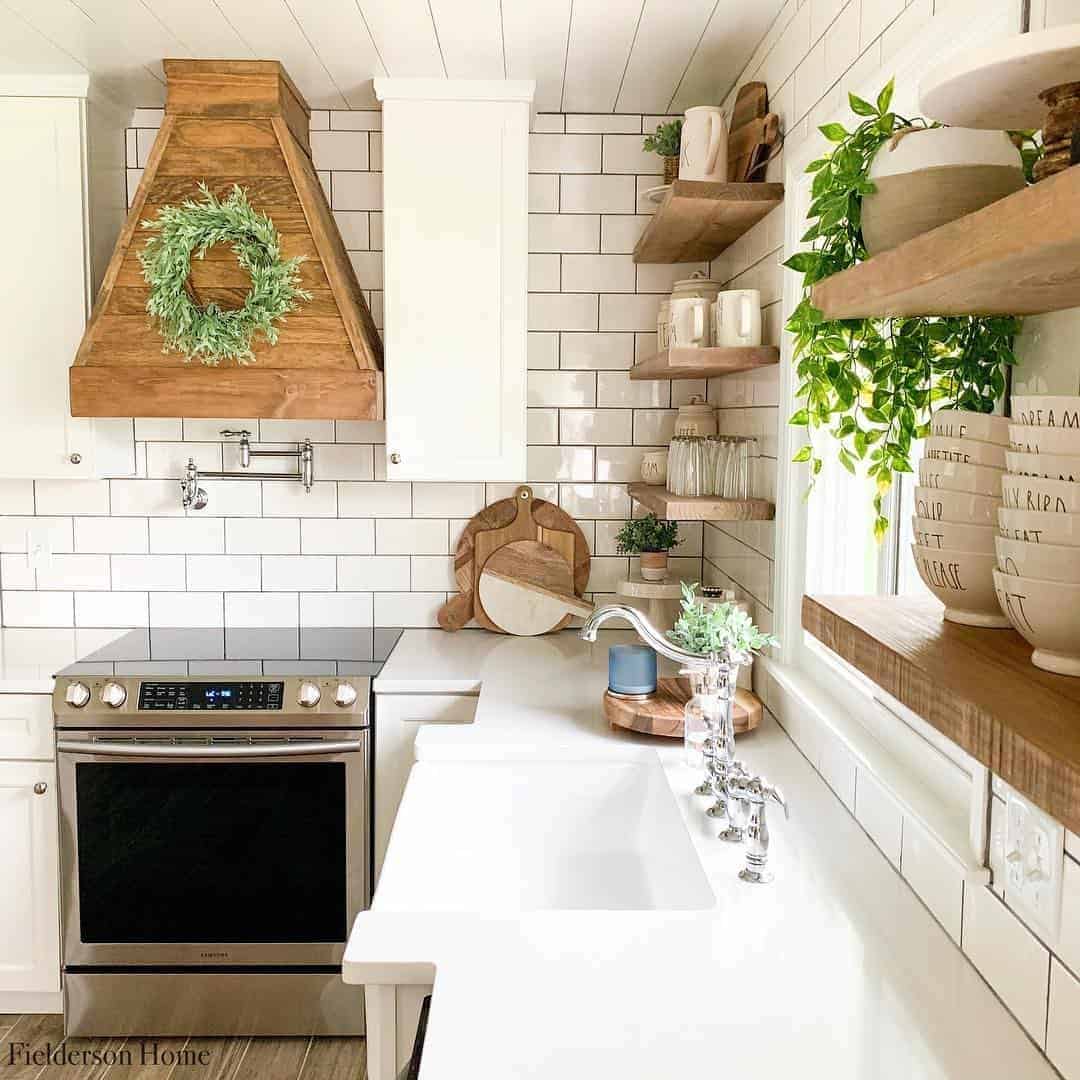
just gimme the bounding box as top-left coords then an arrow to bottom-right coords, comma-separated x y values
674,396 -> 718,437
670,272 -> 721,304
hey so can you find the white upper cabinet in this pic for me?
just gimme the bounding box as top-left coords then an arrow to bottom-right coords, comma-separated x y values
376,80 -> 534,482
0,80 -> 129,479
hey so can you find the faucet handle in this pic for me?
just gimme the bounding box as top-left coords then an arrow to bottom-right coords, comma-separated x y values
763,781 -> 788,820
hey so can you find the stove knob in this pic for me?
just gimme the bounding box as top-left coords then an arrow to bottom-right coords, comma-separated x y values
64,682 -> 91,709
297,681 -> 322,708
101,681 -> 127,708
334,682 -> 358,708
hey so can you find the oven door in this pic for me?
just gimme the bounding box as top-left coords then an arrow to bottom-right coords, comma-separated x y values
57,730 -> 368,967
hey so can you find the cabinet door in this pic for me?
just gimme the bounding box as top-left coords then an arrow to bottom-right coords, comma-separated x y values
0,96 -> 95,478
382,97 -> 528,481
0,761 -> 60,993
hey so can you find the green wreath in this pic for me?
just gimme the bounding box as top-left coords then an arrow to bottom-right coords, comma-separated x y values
138,183 -> 311,365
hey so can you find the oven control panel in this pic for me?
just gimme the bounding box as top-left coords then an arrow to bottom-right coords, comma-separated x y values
138,681 -> 284,711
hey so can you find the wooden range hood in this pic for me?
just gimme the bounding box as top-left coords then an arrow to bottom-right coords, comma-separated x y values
70,59 -> 383,420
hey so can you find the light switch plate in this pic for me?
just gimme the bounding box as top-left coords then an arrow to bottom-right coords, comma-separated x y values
1004,786 -> 1065,944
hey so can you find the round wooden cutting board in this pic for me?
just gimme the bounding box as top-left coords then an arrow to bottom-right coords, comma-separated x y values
478,540 -> 580,636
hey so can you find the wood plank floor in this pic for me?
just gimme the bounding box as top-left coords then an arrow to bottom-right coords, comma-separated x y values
0,1016 -> 366,1080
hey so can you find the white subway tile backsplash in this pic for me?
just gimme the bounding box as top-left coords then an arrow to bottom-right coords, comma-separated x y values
528,174 -> 559,212
74,518 -> 144,554
963,885 -> 1050,1046
339,483 -> 412,518
335,420 -> 386,443
311,130 -> 369,170
111,555 -> 184,592
134,418 -> 182,441
561,254 -> 636,293
35,480 -> 110,516
349,252 -> 384,290
148,518 -> 224,555
528,372 -> 597,408
301,519 -> 375,555
597,372 -> 668,408
373,592 -> 444,627
635,262 -> 709,294
528,133 -> 602,173
0,481 -> 34,515
330,110 -> 381,131
412,483 -> 486,519
559,174 -> 637,213
145,442 -> 222,479
528,332 -> 559,369
901,815 -> 964,943
566,114 -> 641,134
312,444 -> 375,482
262,556 -> 337,592
0,554 -> 36,589
338,555 -> 411,591
528,446 -> 594,483
333,211 -> 370,250
110,480 -> 184,518
410,556 -> 456,591
561,409 -> 633,446
75,591 -> 148,628
224,593 -> 297,628
376,519 -> 448,556
300,592 -> 374,627
527,409 -> 559,445
560,332 -> 635,370
599,293 -> 661,332
529,254 -> 562,292
226,518 -> 300,555
187,555 -> 261,592
595,446 -> 646,483
332,171 -> 382,210
528,293 -> 598,332
600,215 -> 651,254
1048,959 -> 1080,1080
528,214 -> 600,253
151,592 -> 224,627
199,480 -> 263,517
2,590 -> 73,627
601,134 -> 662,174
262,482 -> 337,518
560,483 -> 630,519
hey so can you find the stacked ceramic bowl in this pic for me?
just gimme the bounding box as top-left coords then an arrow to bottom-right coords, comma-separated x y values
914,409 -> 1010,627
995,395 -> 1080,675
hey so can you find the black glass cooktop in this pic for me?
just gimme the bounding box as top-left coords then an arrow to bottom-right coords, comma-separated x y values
55,627 -> 404,679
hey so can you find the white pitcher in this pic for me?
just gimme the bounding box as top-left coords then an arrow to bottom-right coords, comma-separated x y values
713,289 -> 762,347
680,106 -> 728,182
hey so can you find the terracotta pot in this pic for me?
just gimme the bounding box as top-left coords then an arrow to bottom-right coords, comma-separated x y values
640,551 -> 669,582
861,128 -> 1025,255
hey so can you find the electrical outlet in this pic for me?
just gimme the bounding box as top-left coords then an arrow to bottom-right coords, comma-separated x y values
1004,787 -> 1065,944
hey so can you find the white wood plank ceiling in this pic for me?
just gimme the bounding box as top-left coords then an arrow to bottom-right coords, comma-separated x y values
0,0 -> 784,114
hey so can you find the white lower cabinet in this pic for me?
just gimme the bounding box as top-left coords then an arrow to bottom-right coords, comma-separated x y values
373,693 -> 477,883
0,760 -> 60,994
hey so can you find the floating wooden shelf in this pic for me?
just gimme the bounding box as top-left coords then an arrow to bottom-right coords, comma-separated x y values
810,164 -> 1080,318
633,180 -> 783,264
803,594 -> 1080,835
629,345 -> 778,381
628,483 -> 774,521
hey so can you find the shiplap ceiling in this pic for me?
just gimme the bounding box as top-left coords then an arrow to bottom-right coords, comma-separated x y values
0,0 -> 784,114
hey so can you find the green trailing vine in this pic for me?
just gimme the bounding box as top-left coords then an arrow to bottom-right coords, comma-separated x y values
783,80 -> 1022,540
139,183 -> 311,365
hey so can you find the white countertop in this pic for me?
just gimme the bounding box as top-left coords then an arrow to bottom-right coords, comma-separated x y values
349,629 -> 1054,1079
0,628 -> 130,694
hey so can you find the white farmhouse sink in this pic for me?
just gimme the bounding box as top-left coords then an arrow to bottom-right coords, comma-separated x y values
375,760 -> 715,912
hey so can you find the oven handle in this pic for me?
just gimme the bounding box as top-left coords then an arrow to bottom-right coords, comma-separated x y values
55,739 -> 365,759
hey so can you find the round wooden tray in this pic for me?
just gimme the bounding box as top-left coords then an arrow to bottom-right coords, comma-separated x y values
603,678 -> 762,738
919,25 -> 1080,129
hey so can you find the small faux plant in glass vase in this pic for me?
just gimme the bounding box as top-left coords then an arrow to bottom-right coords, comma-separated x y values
643,119 -> 683,185
667,583 -> 778,769
615,513 -> 680,582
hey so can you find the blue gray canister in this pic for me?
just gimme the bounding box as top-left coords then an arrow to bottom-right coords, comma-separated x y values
608,644 -> 658,696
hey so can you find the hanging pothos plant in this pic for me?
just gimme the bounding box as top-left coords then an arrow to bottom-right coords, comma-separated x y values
783,79 -> 1022,540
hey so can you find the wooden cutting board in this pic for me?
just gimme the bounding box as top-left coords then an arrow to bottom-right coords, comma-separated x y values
438,485 -> 590,633
479,540 -> 593,636
727,81 -> 780,182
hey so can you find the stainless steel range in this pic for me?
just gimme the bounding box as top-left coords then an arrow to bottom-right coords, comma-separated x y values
52,627 -> 399,1038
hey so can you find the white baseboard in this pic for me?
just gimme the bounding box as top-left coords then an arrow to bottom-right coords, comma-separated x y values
0,990 -> 62,1014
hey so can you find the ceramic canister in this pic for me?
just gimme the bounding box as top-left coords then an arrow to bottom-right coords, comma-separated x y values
674,395 -> 718,437
641,449 -> 669,486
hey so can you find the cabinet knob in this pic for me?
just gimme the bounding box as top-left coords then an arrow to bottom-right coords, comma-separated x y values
389,452 -> 401,465
33,782 -> 47,795
69,453 -> 82,465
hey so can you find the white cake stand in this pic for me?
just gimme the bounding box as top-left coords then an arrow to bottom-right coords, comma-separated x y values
919,24 -> 1080,129
615,575 -> 683,632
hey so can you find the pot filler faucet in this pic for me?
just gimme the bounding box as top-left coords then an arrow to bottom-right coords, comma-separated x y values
579,604 -> 789,884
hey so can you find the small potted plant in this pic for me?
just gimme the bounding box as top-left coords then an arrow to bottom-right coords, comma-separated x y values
643,119 -> 683,185
616,513 -> 680,582
667,582 -> 777,662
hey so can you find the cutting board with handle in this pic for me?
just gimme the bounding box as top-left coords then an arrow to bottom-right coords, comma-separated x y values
727,81 -> 780,182
438,486 -> 590,633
